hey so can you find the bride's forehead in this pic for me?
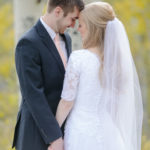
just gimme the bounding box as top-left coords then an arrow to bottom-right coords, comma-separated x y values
78,13 -> 84,19
78,16 -> 84,23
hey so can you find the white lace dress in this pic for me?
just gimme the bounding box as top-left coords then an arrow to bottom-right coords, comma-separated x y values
61,49 -> 126,150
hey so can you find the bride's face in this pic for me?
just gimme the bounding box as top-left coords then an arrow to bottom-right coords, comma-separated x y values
78,15 -> 87,42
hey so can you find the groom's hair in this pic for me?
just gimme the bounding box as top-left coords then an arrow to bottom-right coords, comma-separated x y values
47,0 -> 84,16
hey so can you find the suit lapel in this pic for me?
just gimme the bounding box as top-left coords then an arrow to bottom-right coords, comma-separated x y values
35,20 -> 65,73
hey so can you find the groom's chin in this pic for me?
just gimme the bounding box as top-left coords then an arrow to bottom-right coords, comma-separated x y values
60,30 -> 65,34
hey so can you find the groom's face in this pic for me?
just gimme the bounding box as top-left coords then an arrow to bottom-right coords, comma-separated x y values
57,7 -> 80,33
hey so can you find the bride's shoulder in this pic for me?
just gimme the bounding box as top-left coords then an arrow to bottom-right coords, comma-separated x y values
68,49 -> 86,66
70,49 -> 96,64
68,50 -> 83,63
70,49 -> 88,58
72,49 -> 86,54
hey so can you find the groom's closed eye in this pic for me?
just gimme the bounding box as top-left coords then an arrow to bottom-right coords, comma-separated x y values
72,17 -> 78,21
71,18 -> 76,22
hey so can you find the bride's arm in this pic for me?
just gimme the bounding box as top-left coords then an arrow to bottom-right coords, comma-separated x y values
56,99 -> 74,127
56,52 -> 80,127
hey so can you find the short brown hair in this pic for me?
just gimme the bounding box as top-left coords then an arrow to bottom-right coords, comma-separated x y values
47,0 -> 84,16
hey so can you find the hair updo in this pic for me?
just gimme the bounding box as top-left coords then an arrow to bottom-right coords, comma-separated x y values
81,2 -> 116,53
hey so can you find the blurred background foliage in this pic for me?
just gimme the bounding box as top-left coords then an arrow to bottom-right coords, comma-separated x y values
0,0 -> 149,150
0,0 -> 18,150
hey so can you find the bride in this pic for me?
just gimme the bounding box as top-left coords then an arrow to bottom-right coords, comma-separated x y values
54,2 -> 143,150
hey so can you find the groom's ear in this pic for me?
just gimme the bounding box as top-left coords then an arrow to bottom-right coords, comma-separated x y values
54,6 -> 64,18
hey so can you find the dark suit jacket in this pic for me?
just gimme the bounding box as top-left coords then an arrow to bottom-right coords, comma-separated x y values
12,19 -> 72,150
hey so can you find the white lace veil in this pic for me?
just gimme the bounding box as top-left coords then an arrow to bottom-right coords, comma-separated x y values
101,18 -> 143,150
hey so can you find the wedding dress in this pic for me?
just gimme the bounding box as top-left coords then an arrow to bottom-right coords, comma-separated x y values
62,49 -> 126,150
61,18 -> 143,150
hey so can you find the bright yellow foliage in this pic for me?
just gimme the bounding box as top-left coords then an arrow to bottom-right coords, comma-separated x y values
0,3 -> 14,52
0,2 -> 17,150
142,136 -> 150,150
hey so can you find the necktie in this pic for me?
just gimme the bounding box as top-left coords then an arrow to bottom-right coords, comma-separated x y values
54,34 -> 67,69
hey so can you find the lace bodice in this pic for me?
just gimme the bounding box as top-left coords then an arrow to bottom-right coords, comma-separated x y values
61,49 -> 102,112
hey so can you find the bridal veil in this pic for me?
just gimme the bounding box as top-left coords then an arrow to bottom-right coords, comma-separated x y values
101,18 -> 143,150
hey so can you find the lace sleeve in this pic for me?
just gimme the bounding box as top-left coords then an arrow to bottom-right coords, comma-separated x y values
61,52 -> 80,101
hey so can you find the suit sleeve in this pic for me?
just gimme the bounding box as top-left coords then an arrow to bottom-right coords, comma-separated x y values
15,39 -> 62,144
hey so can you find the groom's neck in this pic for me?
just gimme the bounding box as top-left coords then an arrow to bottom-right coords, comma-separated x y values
42,13 -> 57,33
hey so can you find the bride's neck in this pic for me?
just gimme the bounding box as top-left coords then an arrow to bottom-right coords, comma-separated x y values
88,47 -> 101,55
87,47 -> 103,61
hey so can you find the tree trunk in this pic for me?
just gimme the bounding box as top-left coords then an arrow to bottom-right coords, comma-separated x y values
13,0 -> 45,104
13,0 -> 45,43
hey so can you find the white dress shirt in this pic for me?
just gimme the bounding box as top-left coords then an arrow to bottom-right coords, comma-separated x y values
40,17 -> 68,60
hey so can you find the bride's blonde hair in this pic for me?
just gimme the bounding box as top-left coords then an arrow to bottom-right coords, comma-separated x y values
80,2 -> 116,61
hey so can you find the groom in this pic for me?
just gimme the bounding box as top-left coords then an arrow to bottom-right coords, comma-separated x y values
12,0 -> 84,150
